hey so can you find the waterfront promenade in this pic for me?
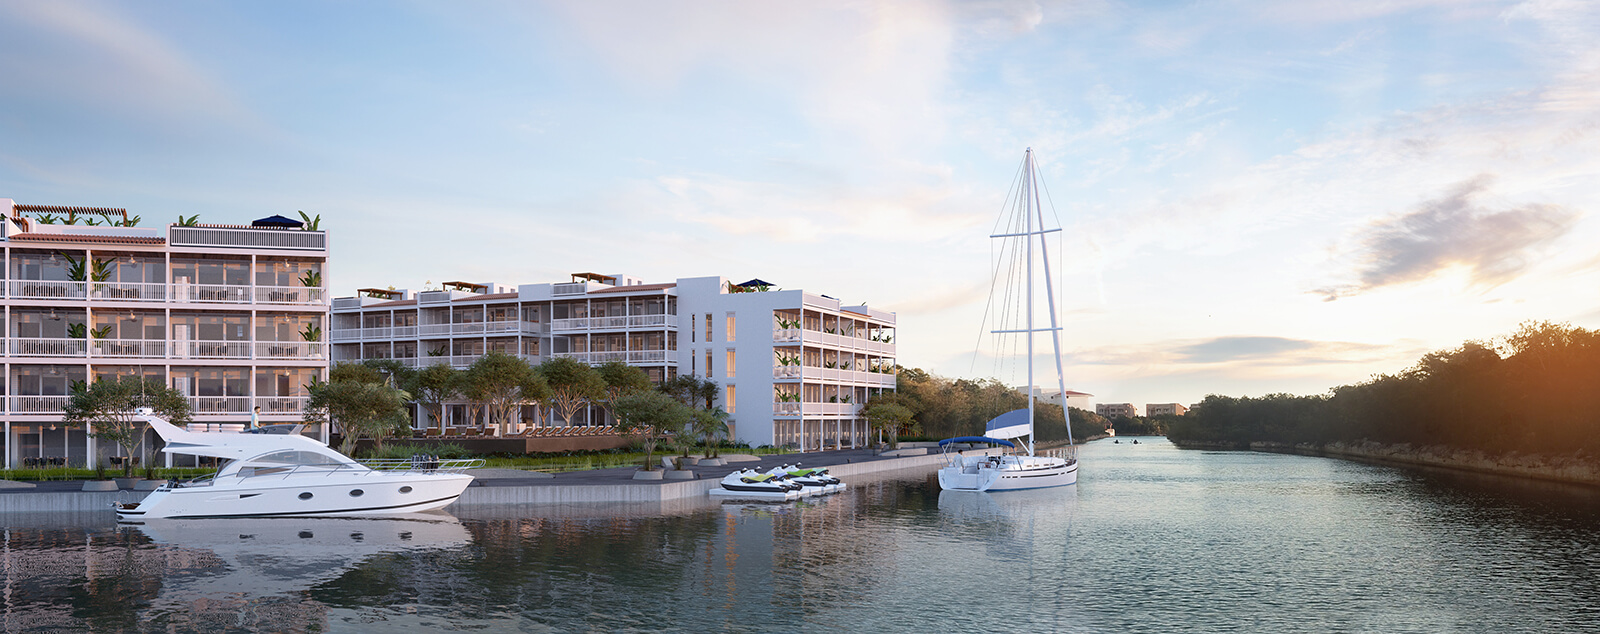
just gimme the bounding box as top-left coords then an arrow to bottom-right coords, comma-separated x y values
0,445 -> 997,514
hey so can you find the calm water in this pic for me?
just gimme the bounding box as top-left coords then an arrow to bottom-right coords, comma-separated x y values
4,438 -> 1599,632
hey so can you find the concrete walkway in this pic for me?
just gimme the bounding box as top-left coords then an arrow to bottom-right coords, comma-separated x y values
0,446 -> 998,514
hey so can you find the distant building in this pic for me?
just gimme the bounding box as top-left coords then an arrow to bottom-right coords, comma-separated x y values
1017,385 -> 1093,410
1146,403 -> 1188,417
1096,403 -> 1137,418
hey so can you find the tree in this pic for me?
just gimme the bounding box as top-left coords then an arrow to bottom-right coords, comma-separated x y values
306,379 -> 412,456
407,363 -> 458,430
597,361 -> 652,422
660,375 -> 718,410
864,401 -> 914,450
613,390 -> 692,471
62,377 -> 192,476
690,407 -> 731,458
537,357 -> 606,426
460,352 -> 550,435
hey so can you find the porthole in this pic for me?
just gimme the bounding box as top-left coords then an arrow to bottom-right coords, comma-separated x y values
399,486 -> 413,494
298,492 -> 314,500
349,489 -> 364,497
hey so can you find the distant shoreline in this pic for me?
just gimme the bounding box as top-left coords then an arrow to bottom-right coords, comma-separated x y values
1171,438 -> 1600,488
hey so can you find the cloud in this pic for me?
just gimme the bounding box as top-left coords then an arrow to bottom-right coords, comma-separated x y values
1063,335 -> 1402,369
1316,175 -> 1579,300
0,3 -> 251,128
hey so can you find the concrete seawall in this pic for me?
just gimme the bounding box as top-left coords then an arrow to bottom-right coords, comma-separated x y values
0,449 -> 981,515
455,451 -> 961,506
1174,438 -> 1600,487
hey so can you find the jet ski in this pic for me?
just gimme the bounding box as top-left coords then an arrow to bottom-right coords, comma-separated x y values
709,467 -> 800,501
771,464 -> 845,494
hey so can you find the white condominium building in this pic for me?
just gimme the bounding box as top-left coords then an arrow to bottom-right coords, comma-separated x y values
1,199 -> 330,469
331,274 -> 897,451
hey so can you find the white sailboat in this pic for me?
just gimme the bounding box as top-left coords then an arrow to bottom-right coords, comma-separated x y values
938,148 -> 1079,492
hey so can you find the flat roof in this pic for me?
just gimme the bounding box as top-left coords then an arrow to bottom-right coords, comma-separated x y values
588,282 -> 676,294
8,233 -> 166,246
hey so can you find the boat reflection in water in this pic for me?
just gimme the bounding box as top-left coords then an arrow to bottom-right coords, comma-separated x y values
938,487 -> 1079,558
126,512 -> 470,599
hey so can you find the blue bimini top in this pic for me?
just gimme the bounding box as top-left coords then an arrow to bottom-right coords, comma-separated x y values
937,436 -> 1017,448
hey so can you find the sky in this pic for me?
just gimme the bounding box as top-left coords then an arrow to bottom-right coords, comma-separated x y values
3,0 -> 1598,413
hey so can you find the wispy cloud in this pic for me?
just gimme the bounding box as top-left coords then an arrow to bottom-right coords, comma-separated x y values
1316,175 -> 1578,300
0,3 -> 252,129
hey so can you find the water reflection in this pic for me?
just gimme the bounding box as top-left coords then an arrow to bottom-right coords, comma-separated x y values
1,443 -> 1598,632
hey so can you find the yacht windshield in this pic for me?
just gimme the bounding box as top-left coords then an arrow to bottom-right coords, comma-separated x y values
236,450 -> 353,477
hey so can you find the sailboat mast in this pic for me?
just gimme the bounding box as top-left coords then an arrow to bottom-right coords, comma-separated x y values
1032,152 -> 1074,447
1025,148 -> 1037,457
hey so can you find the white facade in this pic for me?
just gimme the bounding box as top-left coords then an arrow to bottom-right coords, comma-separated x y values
1146,403 -> 1188,417
0,199 -> 330,468
1017,385 -> 1094,410
332,274 -> 897,451
1096,403 -> 1138,418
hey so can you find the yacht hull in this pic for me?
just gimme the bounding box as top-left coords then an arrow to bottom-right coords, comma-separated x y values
938,456 -> 1077,492
115,473 -> 473,520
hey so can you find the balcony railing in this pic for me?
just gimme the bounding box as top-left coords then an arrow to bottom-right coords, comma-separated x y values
175,341 -> 253,359
255,342 -> 325,360
771,401 -> 868,418
772,328 -> 895,355
9,280 -> 85,300
257,396 -> 310,414
1,280 -> 328,306
553,315 -> 677,332
175,284 -> 251,304
90,339 -> 167,358
553,350 -> 673,365
90,282 -> 167,301
9,338 -> 88,357
255,285 -> 325,305
190,396 -> 251,414
10,396 -> 69,413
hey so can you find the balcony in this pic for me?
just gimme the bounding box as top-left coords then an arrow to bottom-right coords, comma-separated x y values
257,396 -> 310,414
254,285 -> 325,305
90,282 -> 167,302
10,396 -> 68,413
772,328 -> 895,355
8,280 -> 85,300
254,342 -> 325,360
552,350 -> 674,365
90,339 -> 168,358
9,338 -> 88,357
552,314 -> 677,332
771,402 -> 860,418
771,365 -> 896,387
1,280 -> 328,307
190,396 -> 251,414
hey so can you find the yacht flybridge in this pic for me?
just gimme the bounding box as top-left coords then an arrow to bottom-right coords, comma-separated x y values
115,409 -> 481,520
938,148 -> 1079,492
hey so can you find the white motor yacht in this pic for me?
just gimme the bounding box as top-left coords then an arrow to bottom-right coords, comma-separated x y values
115,409 -> 481,520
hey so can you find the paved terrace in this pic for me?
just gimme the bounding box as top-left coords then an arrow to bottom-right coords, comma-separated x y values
0,445 -> 1003,514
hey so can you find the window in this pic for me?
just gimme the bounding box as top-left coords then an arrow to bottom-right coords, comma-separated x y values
725,313 -> 736,342
725,384 -> 737,414
706,350 -> 713,378
690,352 -> 697,377
725,349 -> 736,378
691,315 -> 697,343
706,314 -> 713,341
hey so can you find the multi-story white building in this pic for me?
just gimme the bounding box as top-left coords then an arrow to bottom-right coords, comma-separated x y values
331,274 -> 897,451
1146,403 -> 1188,417
1096,403 -> 1138,418
1,199 -> 329,468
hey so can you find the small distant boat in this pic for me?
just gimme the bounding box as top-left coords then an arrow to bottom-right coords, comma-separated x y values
115,409 -> 481,520
938,148 -> 1079,493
